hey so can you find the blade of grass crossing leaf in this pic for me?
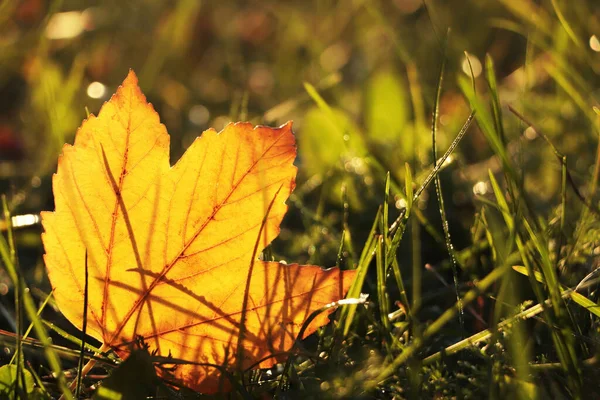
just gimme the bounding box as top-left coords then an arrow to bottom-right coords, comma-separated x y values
75,252 -> 89,397
41,320 -> 109,357
0,235 -> 73,399
237,185 -> 284,382
1,328 -> 114,364
431,58 -> 464,331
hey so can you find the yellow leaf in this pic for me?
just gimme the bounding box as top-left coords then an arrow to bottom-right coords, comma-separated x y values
42,70 -> 356,393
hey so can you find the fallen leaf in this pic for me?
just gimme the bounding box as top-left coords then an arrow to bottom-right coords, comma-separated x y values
42,70 -> 356,393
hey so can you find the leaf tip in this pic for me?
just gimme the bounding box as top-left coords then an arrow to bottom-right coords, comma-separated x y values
124,69 -> 139,86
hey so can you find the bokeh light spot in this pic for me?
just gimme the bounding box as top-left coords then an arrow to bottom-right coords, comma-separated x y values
87,82 -> 106,99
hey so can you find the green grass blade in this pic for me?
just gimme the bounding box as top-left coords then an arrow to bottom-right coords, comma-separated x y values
550,0 -> 583,48
303,82 -> 338,129
2,197 -> 24,394
339,207 -> 381,337
380,172 -> 410,320
404,163 -> 413,216
458,77 -> 519,185
42,320 -> 110,357
513,266 -> 600,318
522,212 -> 583,394
463,51 -> 477,95
366,154 -> 447,246
0,235 -> 73,399
412,112 -> 475,202
376,235 -> 392,334
382,172 -> 390,258
431,56 -> 464,332
545,63 -> 594,124
9,290 -> 53,366
485,55 -> 506,146
423,298 -> 546,365
365,264 -> 512,391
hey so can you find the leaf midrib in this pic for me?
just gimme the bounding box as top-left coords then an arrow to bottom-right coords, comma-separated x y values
101,90 -> 134,330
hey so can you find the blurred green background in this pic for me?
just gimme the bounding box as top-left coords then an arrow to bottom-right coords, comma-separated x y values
1,0 -> 597,262
1,0 -> 599,295
0,0 -> 599,396
0,0 -> 597,304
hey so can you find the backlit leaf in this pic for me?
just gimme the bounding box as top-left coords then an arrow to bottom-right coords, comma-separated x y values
42,71 -> 356,393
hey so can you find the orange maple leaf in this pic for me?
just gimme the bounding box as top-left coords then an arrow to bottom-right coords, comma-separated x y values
41,71 -> 356,393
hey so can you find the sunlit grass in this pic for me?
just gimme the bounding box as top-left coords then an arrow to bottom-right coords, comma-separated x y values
0,0 -> 599,398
